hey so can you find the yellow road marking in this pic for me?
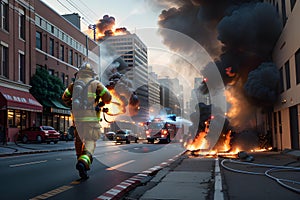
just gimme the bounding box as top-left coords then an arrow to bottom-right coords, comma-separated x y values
29,185 -> 73,200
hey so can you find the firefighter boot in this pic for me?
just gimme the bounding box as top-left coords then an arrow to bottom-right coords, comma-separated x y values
76,153 -> 92,179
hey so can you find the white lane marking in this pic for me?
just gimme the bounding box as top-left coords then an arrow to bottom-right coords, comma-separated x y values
214,158 -> 224,200
9,160 -> 48,168
106,160 -> 135,171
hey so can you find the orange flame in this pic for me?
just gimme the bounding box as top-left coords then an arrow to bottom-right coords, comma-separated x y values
104,89 -> 126,118
223,130 -> 232,151
186,131 -> 209,151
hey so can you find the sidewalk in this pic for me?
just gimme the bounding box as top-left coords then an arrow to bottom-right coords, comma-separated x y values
120,150 -> 300,200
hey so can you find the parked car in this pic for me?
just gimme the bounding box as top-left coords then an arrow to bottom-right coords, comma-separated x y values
115,129 -> 138,144
18,126 -> 60,144
105,131 -> 116,141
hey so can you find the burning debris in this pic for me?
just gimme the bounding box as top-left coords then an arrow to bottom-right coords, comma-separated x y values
153,0 -> 282,153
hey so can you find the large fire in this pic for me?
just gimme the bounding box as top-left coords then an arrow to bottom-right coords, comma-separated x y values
185,118 -> 271,158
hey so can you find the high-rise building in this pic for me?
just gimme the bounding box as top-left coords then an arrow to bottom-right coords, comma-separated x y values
158,77 -> 184,116
148,66 -> 160,108
103,33 -> 149,121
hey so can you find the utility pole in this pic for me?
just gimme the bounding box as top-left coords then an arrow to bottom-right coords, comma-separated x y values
88,24 -> 96,41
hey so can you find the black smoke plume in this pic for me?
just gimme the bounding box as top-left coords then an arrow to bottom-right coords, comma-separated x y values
95,15 -> 130,41
156,0 -> 282,132
96,15 -> 115,35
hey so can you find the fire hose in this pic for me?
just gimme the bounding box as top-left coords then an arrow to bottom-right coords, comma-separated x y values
96,101 -> 124,123
220,159 -> 300,193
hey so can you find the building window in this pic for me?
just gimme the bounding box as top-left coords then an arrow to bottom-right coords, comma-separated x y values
36,31 -> 42,50
48,69 -> 54,75
284,60 -> 290,89
295,48 -> 300,84
49,38 -> 54,56
60,45 -> 64,61
61,72 -> 65,85
69,49 -> 73,65
19,52 -> 25,82
290,0 -> 296,11
1,0 -> 9,31
279,67 -> 284,93
75,52 -> 78,67
281,0 -> 287,26
19,9 -> 25,40
0,45 -> 8,77
65,75 -> 69,87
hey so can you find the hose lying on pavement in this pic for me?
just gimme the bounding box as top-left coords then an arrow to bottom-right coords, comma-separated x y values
221,159 -> 300,193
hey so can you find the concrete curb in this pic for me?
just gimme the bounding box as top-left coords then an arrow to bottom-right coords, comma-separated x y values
95,151 -> 187,200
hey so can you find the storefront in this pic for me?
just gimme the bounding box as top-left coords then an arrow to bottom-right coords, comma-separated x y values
0,86 -> 43,142
42,99 -> 71,134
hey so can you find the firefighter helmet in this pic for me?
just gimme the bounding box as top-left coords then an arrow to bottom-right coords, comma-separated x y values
77,62 -> 97,76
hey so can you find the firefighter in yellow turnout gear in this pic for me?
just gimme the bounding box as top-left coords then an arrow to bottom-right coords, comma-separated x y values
62,62 -> 111,179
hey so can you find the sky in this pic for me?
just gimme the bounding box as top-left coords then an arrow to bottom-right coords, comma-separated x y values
41,0 -> 166,51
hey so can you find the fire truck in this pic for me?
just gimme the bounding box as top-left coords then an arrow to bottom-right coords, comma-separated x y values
144,115 -> 178,144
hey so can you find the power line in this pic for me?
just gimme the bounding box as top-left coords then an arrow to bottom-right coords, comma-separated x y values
56,0 -> 73,13
64,0 -> 94,23
77,0 -> 100,20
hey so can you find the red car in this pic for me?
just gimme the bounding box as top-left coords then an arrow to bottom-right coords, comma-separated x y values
19,126 -> 60,144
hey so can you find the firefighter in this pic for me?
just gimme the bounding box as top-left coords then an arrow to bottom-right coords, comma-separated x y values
62,62 -> 111,179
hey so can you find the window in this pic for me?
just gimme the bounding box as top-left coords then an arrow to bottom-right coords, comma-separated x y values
0,44 -> 8,77
290,0 -> 296,11
19,52 -> 25,83
295,48 -> 300,84
65,75 -> 69,87
284,60 -> 290,89
69,49 -> 73,65
279,67 -> 284,93
36,31 -> 42,50
74,52 -> 78,67
19,9 -> 25,40
1,0 -> 9,31
60,45 -> 64,61
49,38 -> 54,56
281,0 -> 287,26
61,72 -> 65,85
48,69 -> 54,75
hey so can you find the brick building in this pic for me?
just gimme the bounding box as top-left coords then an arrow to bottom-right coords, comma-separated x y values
0,0 -> 99,142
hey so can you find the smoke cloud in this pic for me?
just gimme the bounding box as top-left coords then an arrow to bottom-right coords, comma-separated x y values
95,15 -> 130,40
154,0 -> 283,132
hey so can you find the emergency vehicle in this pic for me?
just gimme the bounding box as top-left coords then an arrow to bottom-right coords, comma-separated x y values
144,115 -> 178,144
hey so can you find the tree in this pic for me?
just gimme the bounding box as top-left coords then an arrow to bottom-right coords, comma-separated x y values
30,68 -> 65,104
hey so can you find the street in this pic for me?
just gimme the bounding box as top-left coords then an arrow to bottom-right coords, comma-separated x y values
0,141 -> 185,200
220,152 -> 300,200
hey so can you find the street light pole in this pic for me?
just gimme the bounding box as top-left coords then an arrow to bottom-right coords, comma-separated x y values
88,24 -> 96,41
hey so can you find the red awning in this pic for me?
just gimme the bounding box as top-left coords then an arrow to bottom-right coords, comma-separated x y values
0,86 -> 43,112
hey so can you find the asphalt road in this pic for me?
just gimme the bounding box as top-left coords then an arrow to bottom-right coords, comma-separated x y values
0,141 -> 185,200
220,152 -> 300,200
